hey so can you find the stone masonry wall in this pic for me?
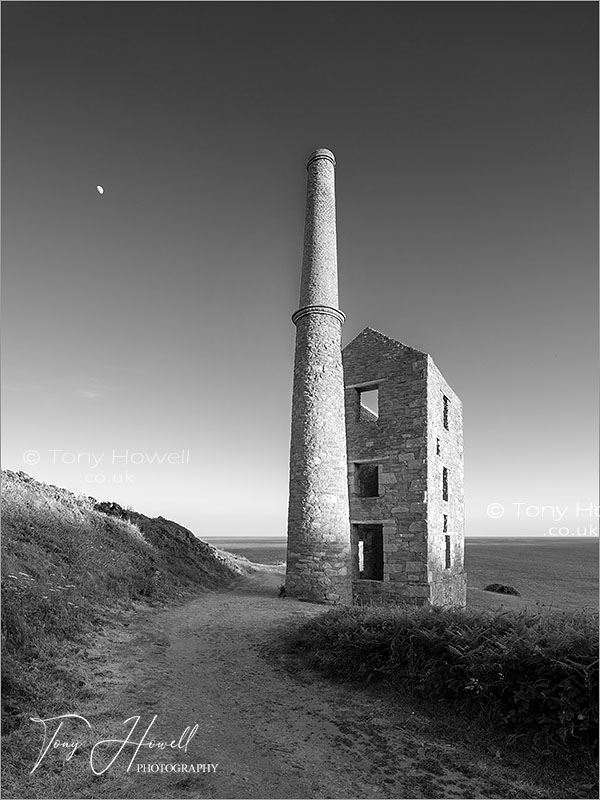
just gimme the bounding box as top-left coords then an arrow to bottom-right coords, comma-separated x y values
343,327 -> 466,608
426,357 -> 466,607
343,328 -> 431,605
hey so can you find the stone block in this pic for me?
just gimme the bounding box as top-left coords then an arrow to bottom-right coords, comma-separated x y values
398,453 -> 416,463
409,585 -> 430,598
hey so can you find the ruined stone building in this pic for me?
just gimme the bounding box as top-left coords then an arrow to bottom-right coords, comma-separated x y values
343,327 -> 466,607
286,149 -> 466,608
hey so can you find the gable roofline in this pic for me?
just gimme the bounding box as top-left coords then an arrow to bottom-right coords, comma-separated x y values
343,326 -> 428,358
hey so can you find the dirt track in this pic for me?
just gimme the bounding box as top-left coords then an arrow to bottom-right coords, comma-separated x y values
64,569 -> 551,799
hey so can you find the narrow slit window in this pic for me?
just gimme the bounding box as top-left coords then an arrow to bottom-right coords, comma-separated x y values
442,467 -> 448,501
436,438 -> 441,456
358,387 -> 379,421
443,395 -> 449,430
443,514 -> 448,532
355,463 -> 379,497
445,535 -> 451,569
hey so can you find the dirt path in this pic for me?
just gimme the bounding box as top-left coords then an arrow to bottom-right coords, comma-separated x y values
61,570 -> 552,799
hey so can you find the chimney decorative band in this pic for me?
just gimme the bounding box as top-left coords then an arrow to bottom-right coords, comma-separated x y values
292,305 -> 346,326
306,150 -> 336,170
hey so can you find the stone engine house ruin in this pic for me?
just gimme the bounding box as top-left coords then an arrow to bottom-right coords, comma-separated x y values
343,327 -> 466,607
285,148 -> 466,608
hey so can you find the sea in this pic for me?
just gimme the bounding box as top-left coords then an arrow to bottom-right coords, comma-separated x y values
204,536 -> 599,612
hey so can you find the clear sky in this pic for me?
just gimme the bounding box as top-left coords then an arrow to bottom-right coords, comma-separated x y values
2,3 -> 598,539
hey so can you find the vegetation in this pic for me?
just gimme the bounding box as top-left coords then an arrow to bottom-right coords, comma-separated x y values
466,538 -> 598,612
484,582 -> 520,596
3,471 -> 597,796
281,604 -> 598,775
1,470 -> 246,735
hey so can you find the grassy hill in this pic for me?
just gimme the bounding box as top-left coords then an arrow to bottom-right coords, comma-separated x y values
1,469 -> 250,734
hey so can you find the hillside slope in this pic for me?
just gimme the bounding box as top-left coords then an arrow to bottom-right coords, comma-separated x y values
1,469 -> 250,733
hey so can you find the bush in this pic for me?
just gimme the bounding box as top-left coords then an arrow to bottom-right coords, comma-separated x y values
283,605 -> 598,761
485,583 -> 520,596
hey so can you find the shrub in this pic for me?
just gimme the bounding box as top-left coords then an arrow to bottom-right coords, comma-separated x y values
485,583 -> 520,596
283,605 -> 598,761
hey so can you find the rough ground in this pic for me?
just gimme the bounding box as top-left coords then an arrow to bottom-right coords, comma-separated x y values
27,570 -> 559,799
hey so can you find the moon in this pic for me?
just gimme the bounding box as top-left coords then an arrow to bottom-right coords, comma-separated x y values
96,185 -> 104,195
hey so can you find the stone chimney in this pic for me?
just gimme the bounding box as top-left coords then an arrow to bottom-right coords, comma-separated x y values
285,149 -> 352,604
